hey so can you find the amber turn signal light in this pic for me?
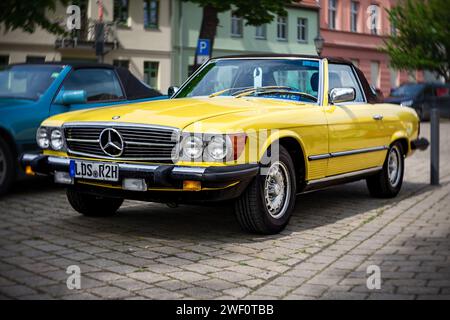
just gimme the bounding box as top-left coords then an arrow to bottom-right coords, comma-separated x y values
25,165 -> 35,176
183,180 -> 201,191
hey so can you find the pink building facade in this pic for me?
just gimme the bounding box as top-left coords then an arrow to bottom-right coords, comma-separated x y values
320,0 -> 423,96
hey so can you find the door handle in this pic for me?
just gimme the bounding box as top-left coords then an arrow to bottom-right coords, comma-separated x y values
373,114 -> 383,120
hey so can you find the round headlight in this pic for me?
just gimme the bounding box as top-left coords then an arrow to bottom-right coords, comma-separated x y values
36,128 -> 49,149
50,129 -> 64,150
182,136 -> 203,159
206,136 -> 228,160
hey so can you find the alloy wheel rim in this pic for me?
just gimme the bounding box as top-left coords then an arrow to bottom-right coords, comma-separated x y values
0,147 -> 5,186
264,161 -> 291,219
388,147 -> 401,187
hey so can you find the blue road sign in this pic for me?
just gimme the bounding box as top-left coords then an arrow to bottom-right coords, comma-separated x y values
196,39 -> 211,56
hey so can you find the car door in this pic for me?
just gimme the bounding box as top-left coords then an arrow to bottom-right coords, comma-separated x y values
50,67 -> 127,116
324,63 -> 387,177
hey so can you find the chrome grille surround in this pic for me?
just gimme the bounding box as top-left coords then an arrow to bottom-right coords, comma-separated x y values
63,122 -> 180,163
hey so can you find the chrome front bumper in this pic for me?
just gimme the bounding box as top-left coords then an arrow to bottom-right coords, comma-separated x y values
20,154 -> 259,185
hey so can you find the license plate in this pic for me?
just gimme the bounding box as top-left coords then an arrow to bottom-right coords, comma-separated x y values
69,160 -> 119,182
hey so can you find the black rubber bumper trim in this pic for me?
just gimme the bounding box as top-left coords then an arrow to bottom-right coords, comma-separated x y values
411,137 -> 429,151
20,154 -> 259,183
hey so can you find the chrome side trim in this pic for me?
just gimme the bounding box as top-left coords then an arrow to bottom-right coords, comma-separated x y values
308,146 -> 388,161
307,166 -> 382,185
331,145 -> 388,157
308,154 -> 331,161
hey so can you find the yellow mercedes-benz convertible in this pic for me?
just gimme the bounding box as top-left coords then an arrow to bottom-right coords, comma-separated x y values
21,55 -> 428,234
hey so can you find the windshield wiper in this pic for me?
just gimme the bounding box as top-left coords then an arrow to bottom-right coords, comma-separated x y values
235,87 -> 317,102
208,86 -> 253,98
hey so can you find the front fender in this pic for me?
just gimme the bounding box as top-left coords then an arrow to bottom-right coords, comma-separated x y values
255,129 -> 308,167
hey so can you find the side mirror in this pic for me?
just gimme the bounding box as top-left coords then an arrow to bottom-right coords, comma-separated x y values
54,90 -> 87,105
329,87 -> 356,104
168,86 -> 179,97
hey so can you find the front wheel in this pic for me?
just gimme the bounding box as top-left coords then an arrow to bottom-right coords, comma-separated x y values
366,142 -> 404,198
67,189 -> 123,217
0,137 -> 15,196
234,146 -> 297,234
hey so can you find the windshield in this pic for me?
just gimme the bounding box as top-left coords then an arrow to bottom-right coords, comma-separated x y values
391,84 -> 425,98
175,59 -> 320,103
0,65 -> 63,100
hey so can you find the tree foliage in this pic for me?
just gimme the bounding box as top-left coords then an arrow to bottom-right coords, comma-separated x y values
384,0 -> 450,82
0,0 -> 69,35
185,0 -> 292,26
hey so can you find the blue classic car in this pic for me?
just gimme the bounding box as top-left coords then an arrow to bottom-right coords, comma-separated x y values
0,62 -> 164,195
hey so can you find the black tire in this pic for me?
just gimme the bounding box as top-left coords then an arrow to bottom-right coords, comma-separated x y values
0,137 -> 15,196
366,142 -> 404,198
66,189 -> 123,217
234,145 -> 297,234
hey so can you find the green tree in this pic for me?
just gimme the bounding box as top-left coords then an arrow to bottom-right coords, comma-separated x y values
0,0 -> 69,35
184,0 -> 293,69
384,0 -> 450,82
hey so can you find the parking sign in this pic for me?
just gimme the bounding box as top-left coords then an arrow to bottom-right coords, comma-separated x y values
196,39 -> 211,65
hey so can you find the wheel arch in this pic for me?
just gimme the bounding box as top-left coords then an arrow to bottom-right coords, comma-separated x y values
390,131 -> 410,156
0,127 -> 17,158
259,131 -> 308,190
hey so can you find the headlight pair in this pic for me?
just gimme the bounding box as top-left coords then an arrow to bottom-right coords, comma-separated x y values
179,133 -> 246,162
36,127 -> 65,151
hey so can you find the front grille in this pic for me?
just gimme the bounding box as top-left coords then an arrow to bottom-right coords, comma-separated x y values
64,123 -> 179,163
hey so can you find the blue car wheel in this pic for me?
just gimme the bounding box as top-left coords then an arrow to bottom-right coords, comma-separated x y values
0,138 -> 14,196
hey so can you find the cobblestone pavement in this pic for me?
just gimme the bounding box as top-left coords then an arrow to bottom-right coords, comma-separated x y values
0,122 -> 449,300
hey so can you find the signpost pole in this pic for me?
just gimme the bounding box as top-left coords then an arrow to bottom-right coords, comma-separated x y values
430,106 -> 440,186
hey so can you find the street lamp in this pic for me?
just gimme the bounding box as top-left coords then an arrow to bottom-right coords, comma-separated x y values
314,34 -> 325,57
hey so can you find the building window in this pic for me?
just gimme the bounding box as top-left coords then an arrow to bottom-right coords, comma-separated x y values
328,0 -> 337,29
297,18 -> 308,42
369,5 -> 379,35
26,56 -> 46,63
231,13 -> 243,37
255,24 -> 267,39
370,61 -> 380,88
144,0 -> 159,29
277,16 -> 288,40
350,1 -> 359,32
144,61 -> 159,89
390,68 -> 398,88
113,59 -> 130,69
0,55 -> 9,70
114,0 -> 129,25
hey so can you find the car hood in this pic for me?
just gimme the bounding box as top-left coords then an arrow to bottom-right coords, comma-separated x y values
43,97 -> 306,131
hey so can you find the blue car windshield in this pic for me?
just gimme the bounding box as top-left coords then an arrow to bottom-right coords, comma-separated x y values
175,59 -> 320,103
0,65 -> 63,100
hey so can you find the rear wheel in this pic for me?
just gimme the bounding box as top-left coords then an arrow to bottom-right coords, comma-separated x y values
235,146 -> 297,234
0,137 -> 15,196
67,189 -> 123,217
366,142 -> 404,198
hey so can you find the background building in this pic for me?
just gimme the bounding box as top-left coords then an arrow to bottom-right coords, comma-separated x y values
319,0 -> 439,96
0,0 -> 172,92
171,0 -> 320,85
